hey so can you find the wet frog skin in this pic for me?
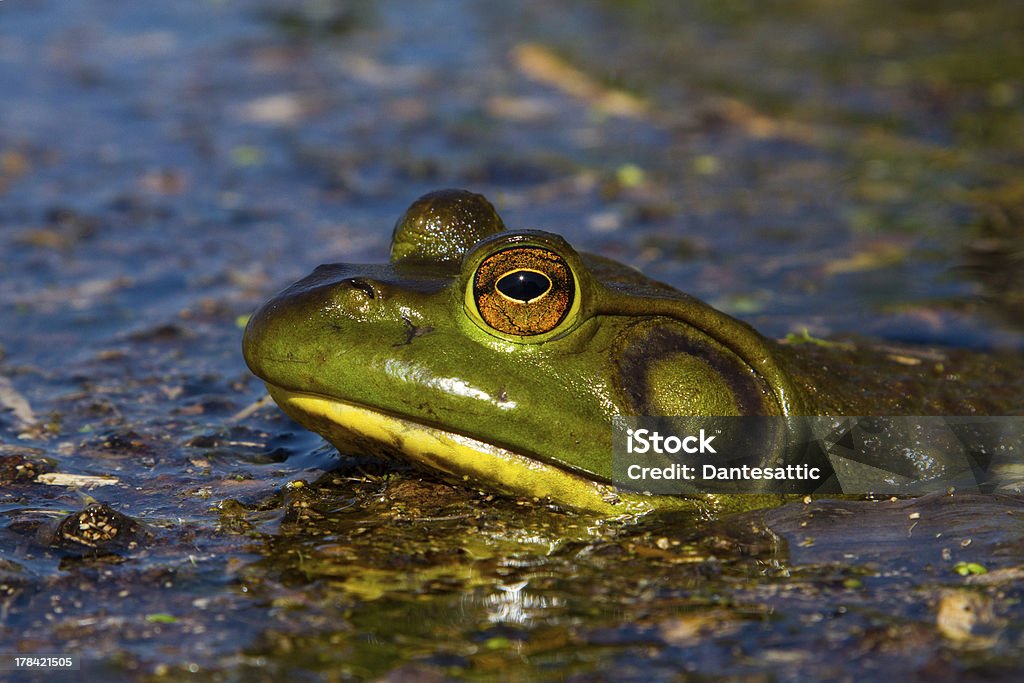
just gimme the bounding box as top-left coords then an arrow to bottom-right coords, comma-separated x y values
243,190 -> 1024,515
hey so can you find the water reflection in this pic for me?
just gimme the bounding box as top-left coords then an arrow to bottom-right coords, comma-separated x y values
479,579 -> 565,626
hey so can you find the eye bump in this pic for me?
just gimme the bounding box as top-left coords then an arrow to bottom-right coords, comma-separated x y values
471,246 -> 575,337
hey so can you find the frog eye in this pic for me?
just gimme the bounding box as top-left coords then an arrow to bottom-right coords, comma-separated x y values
496,270 -> 550,302
473,247 -> 574,336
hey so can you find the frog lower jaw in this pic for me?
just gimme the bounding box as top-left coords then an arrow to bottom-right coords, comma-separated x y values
263,383 -> 661,517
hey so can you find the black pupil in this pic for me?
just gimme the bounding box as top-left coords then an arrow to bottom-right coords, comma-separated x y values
496,270 -> 550,302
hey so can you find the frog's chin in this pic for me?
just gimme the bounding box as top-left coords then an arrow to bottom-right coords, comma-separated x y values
262,383 -> 664,517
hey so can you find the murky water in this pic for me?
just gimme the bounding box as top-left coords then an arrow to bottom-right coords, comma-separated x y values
2,1 -> 1022,680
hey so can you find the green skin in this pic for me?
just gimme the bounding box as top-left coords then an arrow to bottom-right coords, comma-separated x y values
243,190 -> 1023,515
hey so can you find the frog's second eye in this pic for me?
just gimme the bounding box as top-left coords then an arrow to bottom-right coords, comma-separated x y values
473,247 -> 574,336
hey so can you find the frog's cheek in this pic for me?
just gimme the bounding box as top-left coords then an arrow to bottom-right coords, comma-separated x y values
643,356 -> 746,415
614,319 -> 780,416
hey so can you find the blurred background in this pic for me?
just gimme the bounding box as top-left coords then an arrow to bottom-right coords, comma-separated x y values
3,0 -> 1023,356
1,1 -> 1023,680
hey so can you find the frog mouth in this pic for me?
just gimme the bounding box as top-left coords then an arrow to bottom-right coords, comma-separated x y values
261,383 -> 662,516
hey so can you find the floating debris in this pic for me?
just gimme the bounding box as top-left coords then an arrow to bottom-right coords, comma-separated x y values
36,472 -> 119,488
50,502 -> 151,555
0,375 -> 38,429
936,590 -> 1003,647
513,43 -> 648,119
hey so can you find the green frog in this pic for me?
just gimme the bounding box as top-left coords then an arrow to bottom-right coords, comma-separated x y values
243,190 -> 1023,515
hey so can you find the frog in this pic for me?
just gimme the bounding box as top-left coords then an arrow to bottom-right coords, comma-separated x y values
243,189 -> 1024,516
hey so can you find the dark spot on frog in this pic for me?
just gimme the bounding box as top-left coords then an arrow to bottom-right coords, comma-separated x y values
415,402 -> 440,421
397,316 -> 434,346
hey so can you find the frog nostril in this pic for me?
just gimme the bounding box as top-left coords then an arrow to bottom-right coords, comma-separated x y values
345,278 -> 377,299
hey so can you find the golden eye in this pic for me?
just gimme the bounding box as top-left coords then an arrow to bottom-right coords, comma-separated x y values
473,247 -> 574,336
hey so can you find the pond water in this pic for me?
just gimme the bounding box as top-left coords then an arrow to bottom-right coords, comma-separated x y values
1,0 -> 1022,680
